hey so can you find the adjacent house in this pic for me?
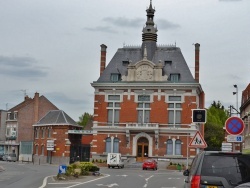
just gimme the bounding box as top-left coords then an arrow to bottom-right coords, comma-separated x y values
4,92 -> 58,161
240,84 -> 250,154
33,110 -> 82,164
90,1 -> 205,164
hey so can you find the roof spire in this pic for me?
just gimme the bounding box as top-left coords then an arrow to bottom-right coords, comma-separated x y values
142,0 -> 158,42
143,45 -> 148,60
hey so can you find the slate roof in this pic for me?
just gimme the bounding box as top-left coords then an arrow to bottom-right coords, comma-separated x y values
95,1 -> 196,84
34,110 -> 81,127
96,45 -> 195,83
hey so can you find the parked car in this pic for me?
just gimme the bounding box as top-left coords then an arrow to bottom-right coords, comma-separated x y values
2,153 -> 17,162
0,153 -> 4,160
183,151 -> 250,188
142,159 -> 158,170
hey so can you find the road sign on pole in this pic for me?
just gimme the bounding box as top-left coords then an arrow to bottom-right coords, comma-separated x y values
227,135 -> 243,142
189,131 -> 207,148
225,117 -> 245,135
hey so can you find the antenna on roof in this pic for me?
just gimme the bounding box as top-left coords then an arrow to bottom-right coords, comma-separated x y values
20,89 -> 27,98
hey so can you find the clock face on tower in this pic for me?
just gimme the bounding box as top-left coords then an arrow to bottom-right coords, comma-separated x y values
136,64 -> 153,81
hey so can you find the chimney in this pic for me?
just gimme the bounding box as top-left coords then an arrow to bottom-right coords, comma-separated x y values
100,44 -> 107,75
34,92 -> 39,123
194,43 -> 200,83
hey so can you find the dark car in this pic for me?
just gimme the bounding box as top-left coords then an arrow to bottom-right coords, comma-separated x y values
0,153 -> 4,160
183,151 -> 250,188
142,159 -> 158,170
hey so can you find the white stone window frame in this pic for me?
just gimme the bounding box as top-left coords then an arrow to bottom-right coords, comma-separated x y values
166,95 -> 183,125
106,94 -> 122,126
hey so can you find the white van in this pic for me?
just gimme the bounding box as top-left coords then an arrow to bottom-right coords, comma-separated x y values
107,153 -> 124,169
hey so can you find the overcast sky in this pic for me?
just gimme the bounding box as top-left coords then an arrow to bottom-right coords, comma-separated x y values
0,0 -> 249,121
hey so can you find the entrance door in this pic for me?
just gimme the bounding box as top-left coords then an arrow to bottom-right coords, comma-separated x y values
137,137 -> 149,162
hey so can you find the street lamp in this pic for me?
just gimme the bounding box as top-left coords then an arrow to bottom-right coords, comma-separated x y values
233,85 -> 238,116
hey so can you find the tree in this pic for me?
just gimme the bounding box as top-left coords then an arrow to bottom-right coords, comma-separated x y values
204,101 -> 229,150
78,112 -> 93,128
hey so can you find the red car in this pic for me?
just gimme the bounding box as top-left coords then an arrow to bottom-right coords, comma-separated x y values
142,159 -> 158,170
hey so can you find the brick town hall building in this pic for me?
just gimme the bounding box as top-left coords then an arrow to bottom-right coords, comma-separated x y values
90,1 -> 205,163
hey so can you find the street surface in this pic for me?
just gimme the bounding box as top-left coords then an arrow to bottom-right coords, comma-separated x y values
0,161 -> 185,188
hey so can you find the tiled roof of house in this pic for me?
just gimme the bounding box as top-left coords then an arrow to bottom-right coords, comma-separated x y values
34,110 -> 81,127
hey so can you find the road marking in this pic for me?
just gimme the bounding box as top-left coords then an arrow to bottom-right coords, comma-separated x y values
144,175 -> 154,188
96,183 -> 119,187
116,175 -> 127,177
39,175 -> 54,188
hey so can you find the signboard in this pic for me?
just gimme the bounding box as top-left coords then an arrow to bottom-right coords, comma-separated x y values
227,135 -> 243,142
222,142 -> 232,152
225,117 -> 245,135
189,131 -> 207,148
68,130 -> 93,134
58,165 -> 67,174
47,140 -> 54,151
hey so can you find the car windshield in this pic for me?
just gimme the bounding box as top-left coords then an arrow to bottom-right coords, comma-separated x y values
201,155 -> 250,185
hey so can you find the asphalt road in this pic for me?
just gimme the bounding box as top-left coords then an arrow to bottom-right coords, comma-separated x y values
0,161 -> 185,188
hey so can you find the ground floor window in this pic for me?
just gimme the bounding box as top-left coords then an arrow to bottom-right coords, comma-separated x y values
105,137 -> 120,153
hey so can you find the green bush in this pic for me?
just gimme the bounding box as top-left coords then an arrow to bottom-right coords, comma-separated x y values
89,165 -> 100,172
99,159 -> 103,163
65,165 -> 74,176
92,159 -> 95,163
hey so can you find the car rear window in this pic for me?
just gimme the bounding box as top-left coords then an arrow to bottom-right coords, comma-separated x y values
201,155 -> 250,184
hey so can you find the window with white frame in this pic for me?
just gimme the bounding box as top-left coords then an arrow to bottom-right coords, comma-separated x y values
42,129 -> 45,138
113,138 -> 119,153
105,137 -> 111,153
168,96 -> 182,127
14,112 -> 18,119
41,145 -> 44,155
35,129 -> 39,139
107,95 -> 120,126
48,129 -> 52,138
137,95 -> 150,124
175,139 -> 182,155
166,139 -> 173,155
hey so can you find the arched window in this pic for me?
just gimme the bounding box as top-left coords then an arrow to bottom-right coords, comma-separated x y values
113,138 -> 119,153
166,139 -> 173,155
105,137 -> 111,153
175,139 -> 182,155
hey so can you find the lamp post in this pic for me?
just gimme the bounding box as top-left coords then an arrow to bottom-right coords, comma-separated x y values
233,85 -> 238,116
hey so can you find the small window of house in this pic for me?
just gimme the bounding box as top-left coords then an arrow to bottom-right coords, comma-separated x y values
111,73 -> 121,82
165,61 -> 172,65
122,61 -> 129,66
170,74 -> 180,82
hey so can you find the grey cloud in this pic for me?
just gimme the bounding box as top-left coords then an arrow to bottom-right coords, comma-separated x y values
46,92 -> 88,105
219,0 -> 242,1
156,19 -> 180,30
102,17 -> 144,28
84,26 -> 118,33
0,56 -> 48,78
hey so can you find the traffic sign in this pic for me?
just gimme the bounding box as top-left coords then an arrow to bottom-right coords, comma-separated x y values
221,142 -> 232,152
227,135 -> 243,142
58,165 -> 67,174
225,117 -> 245,135
192,109 -> 207,123
189,131 -> 207,148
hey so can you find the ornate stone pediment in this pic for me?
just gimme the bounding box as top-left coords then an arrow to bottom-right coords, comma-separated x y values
122,59 -> 168,81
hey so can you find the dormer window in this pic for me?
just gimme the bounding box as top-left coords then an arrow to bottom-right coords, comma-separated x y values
122,61 -> 129,66
111,73 -> 121,82
170,74 -> 180,82
165,61 -> 172,65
